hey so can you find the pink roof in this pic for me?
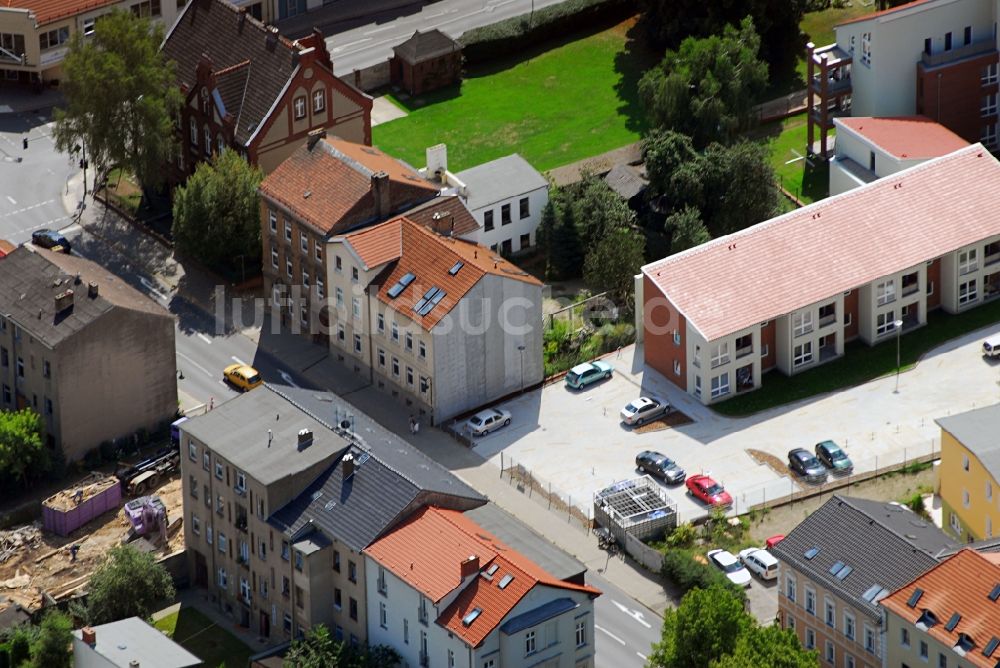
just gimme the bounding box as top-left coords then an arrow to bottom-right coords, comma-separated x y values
836,0 -> 934,26
643,144 -> 1000,342
837,116 -> 969,160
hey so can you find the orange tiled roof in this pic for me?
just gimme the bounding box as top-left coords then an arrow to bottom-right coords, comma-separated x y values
342,217 -> 540,331
880,549 -> 1000,667
0,240 -> 14,258
5,0 -> 118,25
259,137 -> 438,236
837,116 -> 969,160
364,507 -> 599,648
642,144 -> 1000,342
836,0 -> 935,26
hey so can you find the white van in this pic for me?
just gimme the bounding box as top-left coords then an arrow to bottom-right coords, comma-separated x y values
984,334 -> 1000,358
738,548 -> 779,580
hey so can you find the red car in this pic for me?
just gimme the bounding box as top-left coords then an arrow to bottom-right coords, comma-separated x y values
686,474 -> 733,507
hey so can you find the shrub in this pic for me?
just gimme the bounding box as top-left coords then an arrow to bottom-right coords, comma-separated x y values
661,548 -> 745,604
665,522 -> 698,549
460,0 -> 632,64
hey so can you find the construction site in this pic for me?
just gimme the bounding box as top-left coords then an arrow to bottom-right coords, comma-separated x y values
0,459 -> 185,618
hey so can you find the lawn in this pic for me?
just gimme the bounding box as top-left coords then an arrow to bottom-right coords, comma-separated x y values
713,297 -> 1000,417
153,606 -> 253,668
372,19 -> 654,173
752,112 -> 830,205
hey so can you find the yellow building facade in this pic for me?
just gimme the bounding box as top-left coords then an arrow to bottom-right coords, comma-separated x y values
936,403 -> 1000,542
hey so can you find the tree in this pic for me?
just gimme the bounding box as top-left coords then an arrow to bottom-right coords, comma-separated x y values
666,206 -> 710,253
172,148 -> 263,276
582,226 -> 645,302
711,624 -> 819,668
639,18 -> 769,148
53,10 -> 180,190
0,409 -> 48,485
642,130 -> 699,198
567,176 -> 638,249
536,199 -> 559,280
548,198 -> 584,281
284,625 -> 400,668
86,545 -> 175,625
699,140 -> 780,236
26,610 -> 73,668
648,585 -> 752,668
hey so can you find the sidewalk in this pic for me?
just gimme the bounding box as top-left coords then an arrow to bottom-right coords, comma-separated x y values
0,87 -> 64,114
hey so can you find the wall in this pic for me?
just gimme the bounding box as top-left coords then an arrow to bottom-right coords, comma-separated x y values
341,60 -> 391,93
493,585 -> 596,668
641,274 -> 685,390
71,638 -> 118,668
882,609 -> 959,668
470,186 -> 549,254
917,48 -> 998,145
938,426 -> 998,541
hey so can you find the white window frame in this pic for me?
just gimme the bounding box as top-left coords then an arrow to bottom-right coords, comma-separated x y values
317,277 -> 324,299
843,611 -> 855,641
806,627 -> 816,650
269,210 -> 277,234
673,360 -> 681,375
336,287 -> 344,309
710,341 -> 730,368
876,280 -> 896,306
353,297 -> 361,319
826,639 -> 835,663
216,133 -> 225,155
983,93 -> 997,117
793,311 -> 814,337
284,222 -> 292,242
825,597 -> 835,627
575,619 -> 586,647
710,372 -> 730,399
294,96 -> 306,120
302,269 -> 309,288
983,63 -> 998,84
863,624 -> 876,654
959,279 -> 978,305
793,341 -> 813,367
959,248 -> 979,275
876,311 -> 896,336
203,126 -> 211,156
312,89 -> 325,113
418,340 -> 426,359
300,232 -> 308,254
189,117 -> 198,145
805,587 -> 816,615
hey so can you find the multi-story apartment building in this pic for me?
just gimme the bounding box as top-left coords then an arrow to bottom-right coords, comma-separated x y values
806,0 -> 1000,157
640,144 -> 1000,405
259,133 -> 441,343
0,0 -> 184,86
770,496 -> 956,668
880,548 -> 1000,668
937,403 -> 1000,542
162,0 -> 371,181
328,215 -> 544,424
364,505 -> 600,668
830,116 -> 968,195
179,383 -> 488,644
0,248 -> 176,461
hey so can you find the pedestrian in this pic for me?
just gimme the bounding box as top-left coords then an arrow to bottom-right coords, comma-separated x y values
69,544 -> 80,563
209,396 -> 214,412
413,416 -> 420,435
408,416 -> 415,435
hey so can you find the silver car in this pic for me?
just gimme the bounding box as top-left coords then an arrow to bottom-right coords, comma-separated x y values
465,408 -> 511,437
620,397 -> 670,426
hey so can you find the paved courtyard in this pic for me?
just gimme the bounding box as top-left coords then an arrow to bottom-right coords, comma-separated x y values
465,323 -> 1000,524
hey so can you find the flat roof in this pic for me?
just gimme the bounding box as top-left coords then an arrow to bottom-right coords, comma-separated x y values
72,617 -> 201,667
936,403 -> 1000,484
836,116 -> 969,160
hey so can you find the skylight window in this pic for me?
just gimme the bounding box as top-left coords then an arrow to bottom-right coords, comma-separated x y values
945,613 -> 961,632
804,547 -> 819,560
462,608 -> 483,626
486,564 -> 499,576
498,574 -> 514,590
907,588 -> 924,608
983,636 -> 999,657
387,272 -> 416,299
829,561 -> 845,575
414,287 -> 447,316
449,261 -> 464,275
990,583 -> 1000,602
862,585 -> 888,603
835,565 -> 853,580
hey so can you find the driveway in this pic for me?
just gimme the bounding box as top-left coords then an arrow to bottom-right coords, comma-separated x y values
465,326 -> 1000,524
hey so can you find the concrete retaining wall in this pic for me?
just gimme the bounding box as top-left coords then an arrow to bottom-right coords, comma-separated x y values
340,60 -> 391,93
624,533 -> 664,572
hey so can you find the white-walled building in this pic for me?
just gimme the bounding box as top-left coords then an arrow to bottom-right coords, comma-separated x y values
73,618 -> 201,668
364,506 -> 600,668
829,116 -> 968,194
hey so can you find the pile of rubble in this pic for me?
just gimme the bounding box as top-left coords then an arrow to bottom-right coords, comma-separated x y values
0,524 -> 41,565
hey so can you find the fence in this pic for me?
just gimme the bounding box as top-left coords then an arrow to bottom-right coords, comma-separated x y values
498,452 -> 592,530
545,291 -> 614,329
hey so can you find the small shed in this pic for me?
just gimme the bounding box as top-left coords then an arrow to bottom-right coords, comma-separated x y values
391,29 -> 463,96
603,164 -> 649,210
594,476 -> 677,543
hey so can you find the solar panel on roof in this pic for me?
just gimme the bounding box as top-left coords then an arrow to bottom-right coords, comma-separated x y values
907,588 -> 924,608
804,547 -> 819,560
984,636 -> 1000,657
945,613 -> 961,632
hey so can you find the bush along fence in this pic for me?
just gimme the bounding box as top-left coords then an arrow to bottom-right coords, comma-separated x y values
498,452 -> 592,530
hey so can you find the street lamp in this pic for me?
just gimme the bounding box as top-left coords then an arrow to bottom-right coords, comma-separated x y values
518,344 -> 526,393
893,319 -> 904,393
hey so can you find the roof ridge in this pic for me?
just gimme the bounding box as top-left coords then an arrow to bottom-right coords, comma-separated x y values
322,140 -> 375,178
208,0 -> 297,52
214,58 -> 252,76
835,496 -> 949,558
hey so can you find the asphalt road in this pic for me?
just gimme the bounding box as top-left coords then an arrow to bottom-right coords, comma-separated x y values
589,571 -> 662,666
0,108 -> 77,245
324,0 -> 573,75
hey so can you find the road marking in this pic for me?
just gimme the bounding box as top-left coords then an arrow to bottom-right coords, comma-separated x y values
613,600 -> 653,628
197,333 -> 213,345
637,652 -> 648,661
176,351 -> 215,378
231,356 -> 247,367
595,625 -> 625,646
279,370 -> 300,388
6,196 -> 15,205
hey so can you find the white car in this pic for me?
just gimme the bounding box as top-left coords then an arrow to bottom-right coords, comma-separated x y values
465,408 -> 511,437
707,549 -> 752,588
620,397 -> 670,426
738,547 -> 779,581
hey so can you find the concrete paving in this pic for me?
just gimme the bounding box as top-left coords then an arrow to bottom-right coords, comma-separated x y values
371,95 -> 408,126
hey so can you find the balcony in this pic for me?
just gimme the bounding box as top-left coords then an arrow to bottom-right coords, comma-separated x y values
735,345 -> 754,360
985,249 -> 1000,267
921,38 -> 995,69
710,355 -> 730,369
810,73 -> 852,97
419,653 -> 429,668
418,608 -> 429,626
818,313 -> 836,328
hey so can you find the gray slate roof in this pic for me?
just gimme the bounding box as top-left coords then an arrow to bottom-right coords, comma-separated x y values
180,386 -> 349,486
392,29 -> 461,64
0,248 -> 168,348
456,154 -> 549,210
72,617 -> 201,667
770,495 -> 956,620
603,164 -> 648,200
266,385 -> 485,551
936,404 -> 1000,482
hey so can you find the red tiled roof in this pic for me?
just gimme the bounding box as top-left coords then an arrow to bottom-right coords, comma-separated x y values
837,116 -> 969,160
642,144 -> 1000,342
0,240 -> 14,258
364,507 -> 599,648
259,137 -> 438,236
342,217 -> 540,331
836,0 -> 934,26
5,0 -> 117,26
880,549 -> 1000,668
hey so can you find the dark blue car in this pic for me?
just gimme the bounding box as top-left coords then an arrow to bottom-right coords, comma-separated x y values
31,229 -> 71,253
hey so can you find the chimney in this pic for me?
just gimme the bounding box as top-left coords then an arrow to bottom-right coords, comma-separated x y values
307,128 -> 325,151
342,453 -> 355,478
371,171 -> 391,219
426,144 -> 448,181
432,211 -> 453,236
87,281 -> 99,299
265,25 -> 279,49
297,428 -> 313,450
54,289 -> 74,313
460,555 -> 479,578
81,626 -> 96,648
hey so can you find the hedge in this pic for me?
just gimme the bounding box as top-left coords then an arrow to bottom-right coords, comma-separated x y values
661,549 -> 747,604
459,0 -> 634,65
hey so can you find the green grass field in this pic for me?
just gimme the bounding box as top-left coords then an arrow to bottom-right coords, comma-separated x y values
372,19 -> 654,172
153,607 -> 252,668
754,113 -> 831,205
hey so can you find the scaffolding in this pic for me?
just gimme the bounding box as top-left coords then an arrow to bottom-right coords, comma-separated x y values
593,476 -> 677,544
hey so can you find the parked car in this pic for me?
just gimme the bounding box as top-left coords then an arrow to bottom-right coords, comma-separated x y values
707,549 -> 752,587
565,361 -> 613,390
815,440 -> 854,474
466,408 -> 511,437
635,450 -> 686,484
686,474 -> 732,507
984,334 -> 1000,358
738,547 -> 779,581
620,397 -> 670,426
31,229 -> 71,253
223,363 -> 263,392
788,448 -> 828,483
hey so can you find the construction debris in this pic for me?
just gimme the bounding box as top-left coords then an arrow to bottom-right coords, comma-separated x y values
43,473 -> 119,512
0,525 -> 42,564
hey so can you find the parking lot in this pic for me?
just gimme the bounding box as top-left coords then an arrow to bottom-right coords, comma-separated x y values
466,323 -> 1000,524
